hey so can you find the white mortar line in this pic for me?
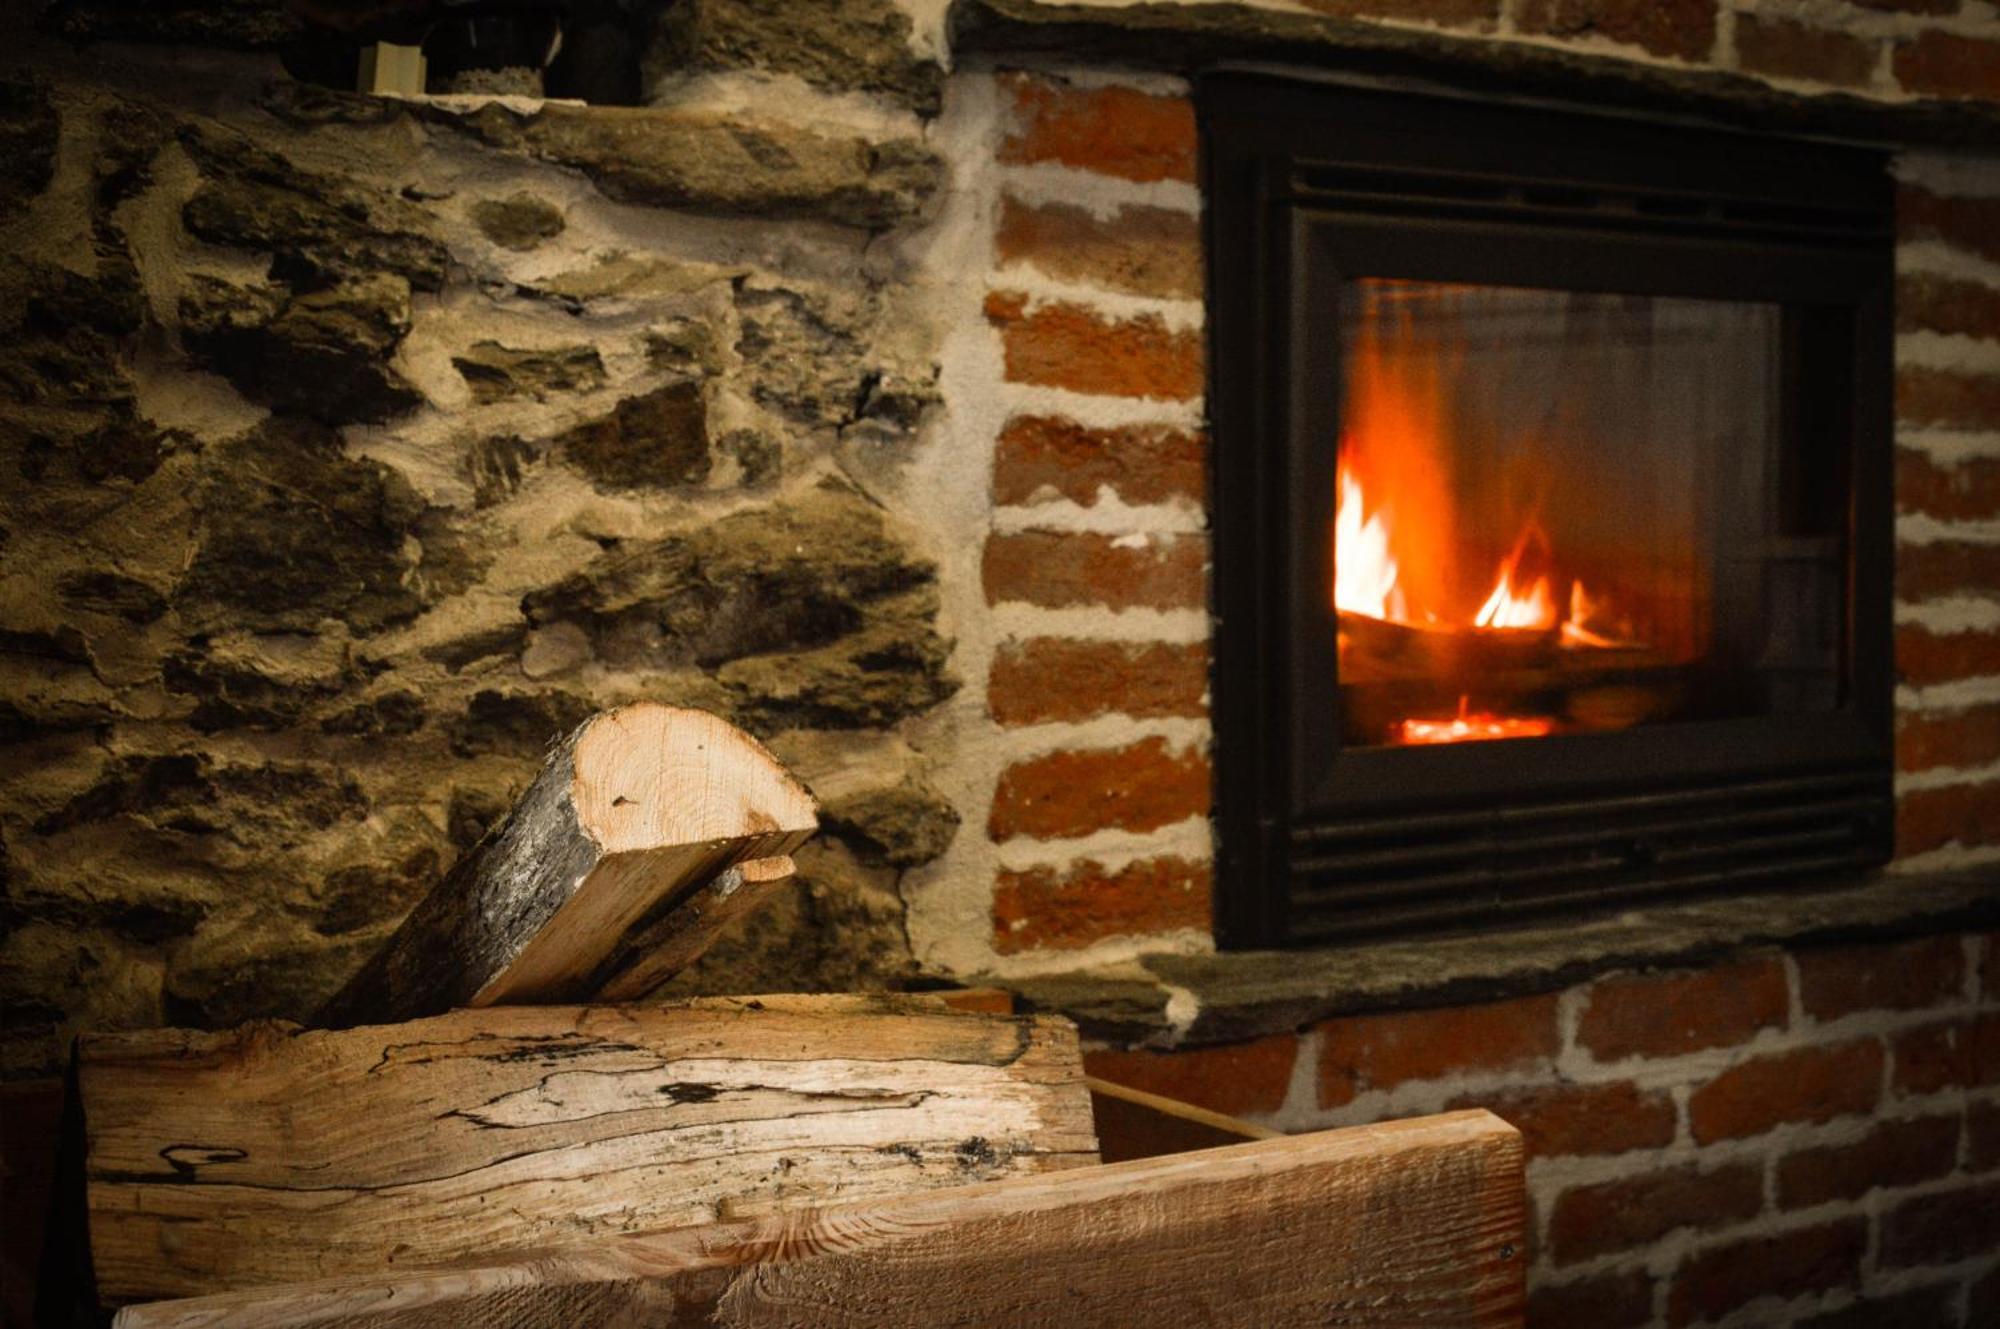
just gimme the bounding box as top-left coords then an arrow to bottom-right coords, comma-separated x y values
989,604 -> 1212,643
1899,329 -> 2000,376
992,496 -> 1208,535
1895,597 -> 2000,631
1897,758 -> 2000,795
1897,426 -> 2000,464
1897,238 -> 2000,289
1898,513 -> 2000,546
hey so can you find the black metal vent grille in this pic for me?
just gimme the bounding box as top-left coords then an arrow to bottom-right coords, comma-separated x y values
1289,162 -> 1892,247
1284,768 -> 1891,945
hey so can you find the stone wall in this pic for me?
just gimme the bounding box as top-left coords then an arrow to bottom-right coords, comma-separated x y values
0,5 -> 968,1077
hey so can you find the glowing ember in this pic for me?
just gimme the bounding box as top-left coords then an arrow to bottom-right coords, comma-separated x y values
1395,697 -> 1557,746
1333,467 -> 1407,621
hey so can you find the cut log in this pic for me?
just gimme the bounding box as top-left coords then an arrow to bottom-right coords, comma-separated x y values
587,855 -> 795,1002
78,998 -> 1100,1306
113,1111 -> 1527,1329
315,704 -> 818,1028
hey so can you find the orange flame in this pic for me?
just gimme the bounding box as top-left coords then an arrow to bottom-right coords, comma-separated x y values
1472,528 -> 1557,631
1333,468 -> 1406,621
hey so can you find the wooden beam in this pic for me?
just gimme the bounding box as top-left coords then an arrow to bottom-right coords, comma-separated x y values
80,998 -> 1099,1305
115,1111 -> 1527,1329
315,704 -> 818,1027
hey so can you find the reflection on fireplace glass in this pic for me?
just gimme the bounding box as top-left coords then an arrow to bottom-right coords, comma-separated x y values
1334,279 -> 1845,748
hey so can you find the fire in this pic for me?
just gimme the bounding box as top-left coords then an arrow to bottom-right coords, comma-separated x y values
1333,468 -> 1406,621
1472,529 -> 1556,631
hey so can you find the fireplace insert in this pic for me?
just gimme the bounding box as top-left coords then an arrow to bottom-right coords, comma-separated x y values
1203,71 -> 1895,948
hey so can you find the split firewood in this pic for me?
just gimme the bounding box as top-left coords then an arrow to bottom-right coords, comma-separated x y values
315,704 -> 818,1028
75,997 -> 1101,1306
585,854 -> 795,1001
112,1112 -> 1525,1329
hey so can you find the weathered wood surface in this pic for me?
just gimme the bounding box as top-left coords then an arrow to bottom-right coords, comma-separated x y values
81,998 -> 1099,1305
115,1110 -> 1527,1329
1084,1074 -> 1280,1163
316,704 -> 818,1027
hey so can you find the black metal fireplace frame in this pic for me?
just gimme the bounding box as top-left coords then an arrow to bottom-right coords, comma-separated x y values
1202,70 -> 1897,949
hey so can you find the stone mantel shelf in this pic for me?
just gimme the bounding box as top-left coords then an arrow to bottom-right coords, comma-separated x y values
950,0 -> 2000,149
996,867 -> 2000,1048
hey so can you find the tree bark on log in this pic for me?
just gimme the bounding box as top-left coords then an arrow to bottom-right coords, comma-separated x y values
78,997 -> 1100,1306
112,1112 -> 1525,1329
315,704 -> 818,1028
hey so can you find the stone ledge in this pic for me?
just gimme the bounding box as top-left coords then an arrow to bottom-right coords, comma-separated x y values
950,0 -> 2000,148
999,867 -> 2000,1048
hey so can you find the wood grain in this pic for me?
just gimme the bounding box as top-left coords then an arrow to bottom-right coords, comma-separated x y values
315,704 -> 818,1026
81,998 -> 1098,1305
115,1110 -> 1526,1329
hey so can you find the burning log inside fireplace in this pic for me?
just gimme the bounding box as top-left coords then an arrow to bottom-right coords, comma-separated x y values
315,703 -> 819,1029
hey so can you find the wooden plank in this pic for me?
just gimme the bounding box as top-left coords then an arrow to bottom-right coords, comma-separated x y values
315,704 -> 818,1027
80,998 -> 1099,1305
1085,1074 -> 1280,1162
115,1111 -> 1527,1329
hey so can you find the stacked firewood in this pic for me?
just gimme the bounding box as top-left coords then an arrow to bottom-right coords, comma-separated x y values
44,704 -> 1528,1328
48,705 -> 1101,1322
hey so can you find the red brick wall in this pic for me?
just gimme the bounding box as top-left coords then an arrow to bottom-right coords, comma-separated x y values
968,56 -> 2000,964
1089,935 -> 2000,1327
949,41 -> 2000,1329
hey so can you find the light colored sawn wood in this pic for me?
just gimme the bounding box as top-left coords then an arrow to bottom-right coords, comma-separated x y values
81,999 -> 1099,1305
315,704 -> 818,1025
116,1110 -> 1527,1329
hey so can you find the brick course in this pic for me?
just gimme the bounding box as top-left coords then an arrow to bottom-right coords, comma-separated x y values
992,414 -> 1205,509
1548,1162 -> 1763,1264
987,737 -> 1209,841
984,291 -> 1204,401
1898,701 -> 2000,773
1444,1080 -> 1676,1159
997,74 -> 1196,184
1516,0 -> 1717,62
1735,15 -> 1879,87
1774,1114 -> 1960,1208
1795,936 -> 1966,1020
989,638 -> 1207,726
992,855 -> 1211,952
995,196 -> 1202,301
1318,994 -> 1559,1108
1894,30 -> 2000,102
1576,955 -> 1787,1060
1688,1039 -> 1885,1143
1666,1219 -> 1868,1326
1898,448 -> 2000,524
982,530 -> 1205,610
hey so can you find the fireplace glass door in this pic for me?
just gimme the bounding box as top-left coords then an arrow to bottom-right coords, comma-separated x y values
1334,279 -> 1843,750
